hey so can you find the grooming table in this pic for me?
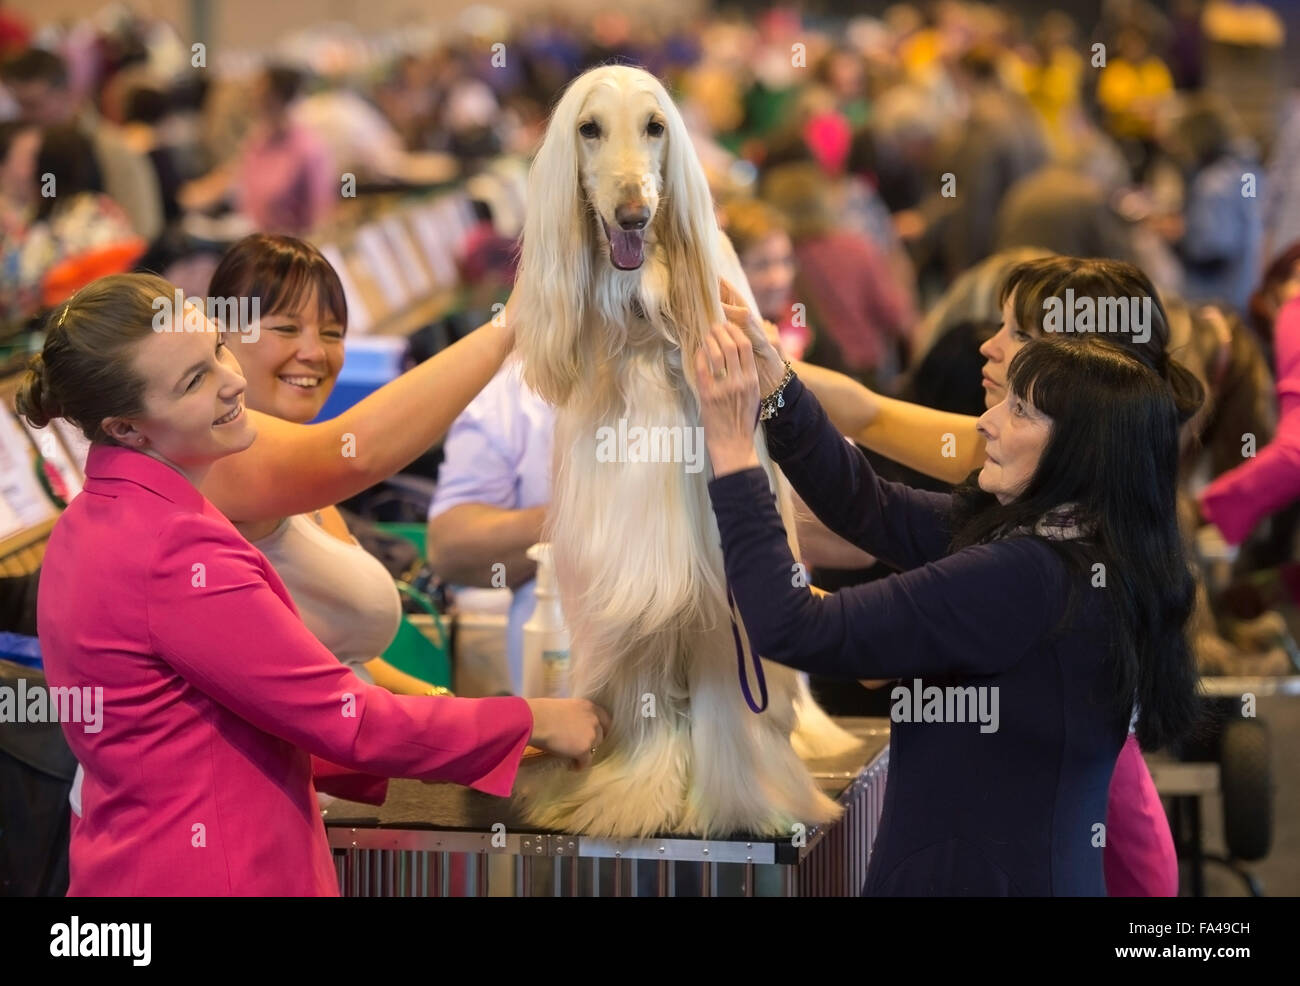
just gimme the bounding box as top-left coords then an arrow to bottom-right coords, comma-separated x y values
325,716 -> 890,897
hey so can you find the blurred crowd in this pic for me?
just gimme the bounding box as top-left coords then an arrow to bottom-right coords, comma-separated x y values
2,0 -> 1300,675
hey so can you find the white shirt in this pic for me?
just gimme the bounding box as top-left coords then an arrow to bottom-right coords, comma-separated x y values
428,359 -> 554,693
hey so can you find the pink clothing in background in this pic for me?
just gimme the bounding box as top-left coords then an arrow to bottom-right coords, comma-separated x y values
1200,296 -> 1300,543
236,120 -> 337,236
1104,735 -> 1179,896
795,231 -> 915,375
39,445 -> 533,896
803,112 -> 851,175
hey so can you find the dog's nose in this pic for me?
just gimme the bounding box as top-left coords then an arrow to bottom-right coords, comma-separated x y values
615,204 -> 650,231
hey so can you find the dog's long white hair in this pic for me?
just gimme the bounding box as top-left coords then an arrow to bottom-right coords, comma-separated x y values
513,65 -> 857,838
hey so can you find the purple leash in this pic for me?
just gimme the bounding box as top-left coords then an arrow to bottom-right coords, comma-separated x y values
727,584 -> 768,713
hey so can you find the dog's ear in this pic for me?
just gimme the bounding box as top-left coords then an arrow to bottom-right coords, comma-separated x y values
654,76 -> 723,396
715,230 -> 762,315
514,73 -> 594,407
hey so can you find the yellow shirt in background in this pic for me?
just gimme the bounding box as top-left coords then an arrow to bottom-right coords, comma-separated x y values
1097,56 -> 1174,139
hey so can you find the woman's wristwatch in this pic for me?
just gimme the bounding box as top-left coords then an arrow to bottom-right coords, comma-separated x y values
759,360 -> 795,421
425,685 -> 454,697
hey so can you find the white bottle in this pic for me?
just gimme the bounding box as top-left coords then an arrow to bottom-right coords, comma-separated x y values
521,542 -> 571,698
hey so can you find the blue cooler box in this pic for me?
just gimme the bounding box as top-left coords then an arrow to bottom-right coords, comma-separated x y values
313,337 -> 409,421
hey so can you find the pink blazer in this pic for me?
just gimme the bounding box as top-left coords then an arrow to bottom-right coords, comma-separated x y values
1200,296 -> 1300,544
39,445 -> 533,896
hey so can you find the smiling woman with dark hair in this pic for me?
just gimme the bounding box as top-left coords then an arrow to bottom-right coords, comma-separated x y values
200,233 -> 436,698
693,316 -> 1200,896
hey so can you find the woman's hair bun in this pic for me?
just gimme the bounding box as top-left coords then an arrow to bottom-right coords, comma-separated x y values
15,352 -> 59,429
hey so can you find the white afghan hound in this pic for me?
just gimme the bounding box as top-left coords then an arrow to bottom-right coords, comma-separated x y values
513,65 -> 860,838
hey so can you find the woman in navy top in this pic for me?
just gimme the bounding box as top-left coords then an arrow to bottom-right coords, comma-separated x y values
695,320 -> 1200,896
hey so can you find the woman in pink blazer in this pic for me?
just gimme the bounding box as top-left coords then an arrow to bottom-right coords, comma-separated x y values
19,273 -> 607,896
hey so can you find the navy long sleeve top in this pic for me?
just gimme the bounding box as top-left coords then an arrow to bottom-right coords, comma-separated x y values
707,376 -> 1129,896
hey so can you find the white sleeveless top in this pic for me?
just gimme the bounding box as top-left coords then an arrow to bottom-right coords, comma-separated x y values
252,513 -> 403,679
70,512 -> 402,816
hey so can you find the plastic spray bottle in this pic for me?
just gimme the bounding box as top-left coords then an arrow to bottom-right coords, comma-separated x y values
521,542 -> 571,697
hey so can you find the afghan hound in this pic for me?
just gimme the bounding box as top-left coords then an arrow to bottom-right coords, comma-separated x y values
512,65 -> 860,838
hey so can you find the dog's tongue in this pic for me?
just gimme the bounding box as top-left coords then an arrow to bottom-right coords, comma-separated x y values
608,227 -> 645,269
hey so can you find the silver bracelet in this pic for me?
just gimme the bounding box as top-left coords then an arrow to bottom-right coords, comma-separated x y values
758,360 -> 795,421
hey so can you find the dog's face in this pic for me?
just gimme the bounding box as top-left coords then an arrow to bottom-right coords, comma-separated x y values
575,79 -> 668,271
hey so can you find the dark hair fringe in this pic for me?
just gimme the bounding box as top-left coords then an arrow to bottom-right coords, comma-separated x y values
998,255 -> 1205,424
207,233 -> 348,331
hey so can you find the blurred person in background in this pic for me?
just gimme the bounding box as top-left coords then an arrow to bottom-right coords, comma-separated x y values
760,102 -> 917,318
841,127 -> 914,268
374,53 -> 440,151
429,45 -> 504,166
0,125 -> 143,323
1262,92 -> 1300,268
901,44 -> 1049,283
1200,248 -> 1300,551
1011,12 -> 1085,160
1157,94 -> 1262,314
1,46 -> 161,241
813,44 -> 870,130
409,196 -> 520,354
234,65 -> 335,235
1160,297 -> 1293,677
722,198 -> 811,360
762,162 -> 916,388
121,82 -> 207,282
181,65 -> 335,237
854,83 -> 944,218
994,153 -> 1137,264
1176,300 -> 1277,491
1248,243 -> 1300,365
0,118 -> 37,324
0,117 -> 36,232
120,85 -> 182,228
293,80 -> 458,188
1095,26 -> 1174,179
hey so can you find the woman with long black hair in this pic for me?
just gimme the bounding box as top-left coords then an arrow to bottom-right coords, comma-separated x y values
776,255 -> 1204,895
693,317 -> 1200,895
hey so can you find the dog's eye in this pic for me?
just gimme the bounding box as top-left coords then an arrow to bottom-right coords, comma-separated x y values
578,121 -> 601,139
646,120 -> 665,137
